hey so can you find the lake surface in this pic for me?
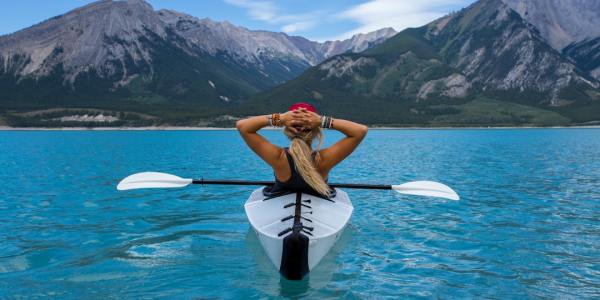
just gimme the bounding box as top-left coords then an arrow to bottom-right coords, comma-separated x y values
0,129 -> 599,299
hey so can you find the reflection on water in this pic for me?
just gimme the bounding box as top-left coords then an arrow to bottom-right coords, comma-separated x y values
0,129 -> 599,298
245,226 -> 353,298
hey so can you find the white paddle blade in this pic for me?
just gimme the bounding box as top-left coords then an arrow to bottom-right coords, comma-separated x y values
392,181 -> 459,201
117,172 -> 193,190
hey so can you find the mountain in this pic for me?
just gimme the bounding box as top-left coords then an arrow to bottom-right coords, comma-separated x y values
249,0 -> 600,126
0,0 -> 395,126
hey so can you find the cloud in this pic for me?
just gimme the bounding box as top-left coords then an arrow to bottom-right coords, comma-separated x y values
334,0 -> 472,40
281,21 -> 316,34
223,0 -> 320,34
223,0 -> 277,22
222,0 -> 472,39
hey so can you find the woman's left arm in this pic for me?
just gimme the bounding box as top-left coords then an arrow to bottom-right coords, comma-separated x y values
295,108 -> 368,170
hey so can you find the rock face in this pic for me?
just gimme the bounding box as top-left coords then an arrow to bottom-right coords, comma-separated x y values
318,28 -> 397,58
0,0 -> 164,83
417,73 -> 470,100
499,0 -> 600,81
502,0 -> 600,50
563,37 -> 600,81
0,0 -> 396,107
428,0 -> 597,106
319,56 -> 378,79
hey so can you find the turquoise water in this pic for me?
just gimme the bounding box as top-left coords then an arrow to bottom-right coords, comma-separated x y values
0,129 -> 599,299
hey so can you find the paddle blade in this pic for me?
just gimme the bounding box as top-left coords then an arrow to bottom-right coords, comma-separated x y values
392,181 -> 459,200
117,172 -> 193,190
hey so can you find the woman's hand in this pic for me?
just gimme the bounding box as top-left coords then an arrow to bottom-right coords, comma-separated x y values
281,108 -> 321,132
280,110 -> 304,133
296,108 -> 321,130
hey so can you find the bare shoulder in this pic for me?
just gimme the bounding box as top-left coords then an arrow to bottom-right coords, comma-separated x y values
316,148 -> 333,170
273,147 -> 289,168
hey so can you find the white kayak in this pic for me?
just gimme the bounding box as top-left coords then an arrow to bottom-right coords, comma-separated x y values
244,187 -> 353,280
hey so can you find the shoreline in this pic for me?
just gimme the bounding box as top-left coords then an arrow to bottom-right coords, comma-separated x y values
1,125 -> 599,131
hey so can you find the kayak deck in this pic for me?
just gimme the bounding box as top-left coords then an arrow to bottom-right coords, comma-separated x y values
244,187 -> 353,279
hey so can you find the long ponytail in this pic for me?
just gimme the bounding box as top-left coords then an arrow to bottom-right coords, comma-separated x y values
284,128 -> 330,197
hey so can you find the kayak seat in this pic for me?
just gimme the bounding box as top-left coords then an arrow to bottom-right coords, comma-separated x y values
262,186 -> 337,199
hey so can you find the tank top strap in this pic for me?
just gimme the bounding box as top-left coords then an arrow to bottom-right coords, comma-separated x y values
283,148 -> 299,178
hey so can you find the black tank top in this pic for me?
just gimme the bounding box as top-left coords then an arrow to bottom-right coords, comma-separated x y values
263,148 -> 334,198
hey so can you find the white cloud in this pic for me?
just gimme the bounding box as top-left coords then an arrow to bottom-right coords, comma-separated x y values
223,0 -> 277,22
223,0 -> 320,34
333,0 -> 472,40
223,0 -> 472,40
281,21 -> 316,34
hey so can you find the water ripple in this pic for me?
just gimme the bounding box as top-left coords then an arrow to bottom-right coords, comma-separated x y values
0,129 -> 599,298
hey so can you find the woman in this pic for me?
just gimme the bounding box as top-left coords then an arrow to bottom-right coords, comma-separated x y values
236,103 -> 368,198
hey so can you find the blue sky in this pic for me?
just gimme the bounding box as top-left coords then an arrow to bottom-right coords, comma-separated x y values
0,0 -> 475,41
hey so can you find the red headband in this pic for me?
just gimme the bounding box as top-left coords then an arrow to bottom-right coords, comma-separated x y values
288,102 -> 317,113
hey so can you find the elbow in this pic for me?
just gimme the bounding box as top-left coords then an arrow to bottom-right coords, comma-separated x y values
235,119 -> 245,132
236,119 -> 249,134
358,125 -> 368,139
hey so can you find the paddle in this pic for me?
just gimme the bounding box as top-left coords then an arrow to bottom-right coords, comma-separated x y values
117,172 -> 459,200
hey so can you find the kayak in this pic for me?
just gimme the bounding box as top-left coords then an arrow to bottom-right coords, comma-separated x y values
117,173 -> 458,279
244,187 -> 353,280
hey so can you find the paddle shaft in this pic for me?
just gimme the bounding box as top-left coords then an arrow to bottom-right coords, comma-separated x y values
192,179 -> 392,190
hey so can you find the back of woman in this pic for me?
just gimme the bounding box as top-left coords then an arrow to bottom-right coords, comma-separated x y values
236,103 -> 368,197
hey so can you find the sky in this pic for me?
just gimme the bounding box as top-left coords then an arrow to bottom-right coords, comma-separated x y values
0,0 -> 476,41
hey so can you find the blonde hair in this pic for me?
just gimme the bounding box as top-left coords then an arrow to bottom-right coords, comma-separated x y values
283,127 -> 330,197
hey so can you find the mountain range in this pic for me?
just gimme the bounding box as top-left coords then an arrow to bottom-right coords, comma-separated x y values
0,0 -> 395,126
0,0 -> 599,127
